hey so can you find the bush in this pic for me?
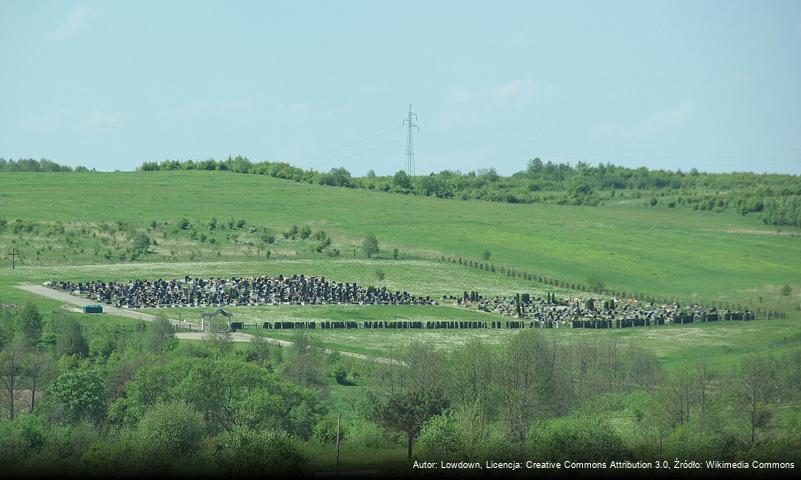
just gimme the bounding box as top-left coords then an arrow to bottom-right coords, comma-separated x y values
131,232 -> 151,255
48,368 -> 106,424
362,233 -> 379,258
313,414 -> 346,444
207,429 -> 306,476
82,431 -> 143,473
347,418 -> 399,449
416,412 -> 460,460
136,401 -> 206,458
334,365 -> 350,385
528,414 -> 628,461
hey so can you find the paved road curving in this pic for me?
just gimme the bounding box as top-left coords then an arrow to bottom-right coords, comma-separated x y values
16,284 -> 402,365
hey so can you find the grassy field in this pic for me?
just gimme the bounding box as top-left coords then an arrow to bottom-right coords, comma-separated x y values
2,170 -> 800,368
247,318 -> 801,371
2,255 -> 798,369
2,171 -> 800,308
0,258 -> 567,304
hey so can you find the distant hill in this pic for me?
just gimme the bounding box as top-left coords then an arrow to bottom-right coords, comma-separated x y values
1,169 -> 799,312
138,156 -> 801,227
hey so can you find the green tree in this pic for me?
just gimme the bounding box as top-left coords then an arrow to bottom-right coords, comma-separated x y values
204,328 -> 233,357
319,167 -> 352,187
259,232 -> 275,245
49,367 -> 106,424
209,429 -> 306,476
131,232 -> 151,255
416,404 -> 488,461
313,414 -> 347,444
148,315 -> 177,354
482,250 -> 491,260
733,356 -> 778,447
57,318 -> 89,357
371,388 -> 449,458
136,401 -> 205,459
234,389 -> 284,431
531,414 -> 627,461
392,248 -> 399,260
283,331 -> 322,387
362,233 -> 379,258
392,170 -> 412,190
527,157 -> 544,175
0,310 -> 12,349
25,349 -> 53,413
17,303 -> 43,345
248,334 -> 271,366
499,330 -> 558,447
0,337 -> 27,420
403,342 -> 449,393
447,340 -> 497,420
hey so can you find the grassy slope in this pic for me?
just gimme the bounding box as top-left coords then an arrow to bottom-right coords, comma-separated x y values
1,171 -> 800,369
2,171 -> 800,306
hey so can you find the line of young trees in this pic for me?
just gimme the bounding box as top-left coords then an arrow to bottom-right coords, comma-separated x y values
437,254 -> 789,317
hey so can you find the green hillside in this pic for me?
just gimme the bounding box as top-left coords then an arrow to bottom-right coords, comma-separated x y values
2,171 -> 799,309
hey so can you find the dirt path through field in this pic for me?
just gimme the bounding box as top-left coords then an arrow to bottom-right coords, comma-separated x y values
16,284 -> 403,365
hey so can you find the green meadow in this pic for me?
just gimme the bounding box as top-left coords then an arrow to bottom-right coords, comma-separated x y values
2,170 -> 800,307
2,170 -> 799,368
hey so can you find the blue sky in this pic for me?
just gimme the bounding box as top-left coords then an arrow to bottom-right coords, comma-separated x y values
1,0 -> 800,174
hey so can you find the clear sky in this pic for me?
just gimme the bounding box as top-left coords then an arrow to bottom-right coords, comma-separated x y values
1,0 -> 800,175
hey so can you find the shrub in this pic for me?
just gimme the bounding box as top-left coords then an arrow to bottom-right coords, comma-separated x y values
362,233 -> 379,258
136,401 -> 205,458
207,429 -> 306,476
313,414 -> 346,444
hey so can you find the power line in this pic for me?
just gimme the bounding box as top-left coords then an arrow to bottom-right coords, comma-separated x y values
288,126 -> 403,166
403,105 -> 419,176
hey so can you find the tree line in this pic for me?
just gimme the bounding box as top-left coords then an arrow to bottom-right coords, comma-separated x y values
3,156 -> 799,227
0,303 -> 336,476
0,158 -> 91,173
137,156 -> 801,228
369,331 -> 801,464
2,302 -> 799,474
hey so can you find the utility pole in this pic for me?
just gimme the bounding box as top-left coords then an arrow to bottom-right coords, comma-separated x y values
403,104 -> 419,176
335,413 -> 342,476
10,248 -> 18,270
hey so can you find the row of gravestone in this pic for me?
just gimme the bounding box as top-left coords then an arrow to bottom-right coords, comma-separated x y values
236,313 -> 758,332
259,320 -> 559,329
673,312 -> 756,323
